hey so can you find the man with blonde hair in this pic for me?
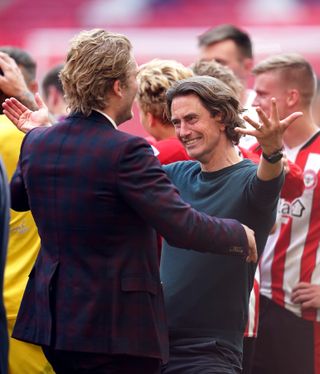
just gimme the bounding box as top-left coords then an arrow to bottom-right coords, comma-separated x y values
5,29 -> 258,373
251,53 -> 320,374
137,58 -> 193,164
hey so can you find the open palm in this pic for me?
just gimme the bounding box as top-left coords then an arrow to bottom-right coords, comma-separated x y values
2,93 -> 51,133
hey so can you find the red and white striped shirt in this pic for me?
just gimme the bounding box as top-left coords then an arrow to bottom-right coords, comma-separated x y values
244,270 -> 260,337
241,143 -> 304,337
260,131 -> 320,321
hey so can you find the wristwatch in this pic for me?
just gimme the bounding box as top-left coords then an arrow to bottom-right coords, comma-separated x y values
262,148 -> 284,164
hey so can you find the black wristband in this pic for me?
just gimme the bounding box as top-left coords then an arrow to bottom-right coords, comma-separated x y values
262,149 -> 284,164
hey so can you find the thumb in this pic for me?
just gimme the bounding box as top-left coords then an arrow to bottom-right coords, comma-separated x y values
34,92 -> 48,110
283,111 -> 303,128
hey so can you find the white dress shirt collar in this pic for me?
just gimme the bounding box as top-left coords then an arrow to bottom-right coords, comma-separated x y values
93,109 -> 117,129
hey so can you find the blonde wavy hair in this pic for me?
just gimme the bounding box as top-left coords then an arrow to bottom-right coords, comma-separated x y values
191,60 -> 243,100
60,29 -> 133,116
137,59 -> 193,125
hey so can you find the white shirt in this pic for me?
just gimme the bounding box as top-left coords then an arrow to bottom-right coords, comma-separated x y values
93,109 -> 117,129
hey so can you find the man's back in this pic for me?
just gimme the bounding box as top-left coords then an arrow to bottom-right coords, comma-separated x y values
11,110 -> 169,358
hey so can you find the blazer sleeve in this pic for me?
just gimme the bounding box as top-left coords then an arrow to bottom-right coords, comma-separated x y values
0,158 -> 9,374
117,137 -> 249,257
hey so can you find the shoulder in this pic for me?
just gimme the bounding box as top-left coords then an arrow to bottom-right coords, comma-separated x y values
22,125 -> 54,148
119,132 -> 155,154
155,138 -> 189,164
302,131 -> 320,151
163,160 -> 199,180
235,159 -> 257,175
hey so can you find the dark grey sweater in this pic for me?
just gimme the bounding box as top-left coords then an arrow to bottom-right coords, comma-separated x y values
161,159 -> 283,353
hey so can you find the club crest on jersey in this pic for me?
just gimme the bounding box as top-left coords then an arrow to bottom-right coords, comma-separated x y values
303,169 -> 318,190
303,153 -> 320,190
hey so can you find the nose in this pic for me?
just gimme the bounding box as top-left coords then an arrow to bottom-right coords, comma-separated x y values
252,95 -> 260,107
178,121 -> 192,138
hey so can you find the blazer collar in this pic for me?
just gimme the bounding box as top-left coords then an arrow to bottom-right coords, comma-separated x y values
92,109 -> 117,129
68,111 -> 116,130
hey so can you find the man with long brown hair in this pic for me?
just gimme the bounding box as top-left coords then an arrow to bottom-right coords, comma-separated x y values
160,75 -> 300,373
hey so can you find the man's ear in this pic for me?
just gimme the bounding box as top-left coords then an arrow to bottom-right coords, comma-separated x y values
29,80 -> 39,95
113,79 -> 123,98
48,86 -> 62,106
215,113 -> 226,131
243,58 -> 254,75
287,89 -> 299,108
147,112 -> 156,128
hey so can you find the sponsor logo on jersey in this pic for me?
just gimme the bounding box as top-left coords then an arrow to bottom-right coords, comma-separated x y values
279,198 -> 305,218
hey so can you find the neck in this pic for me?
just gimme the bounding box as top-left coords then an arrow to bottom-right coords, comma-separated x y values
99,107 -> 116,121
283,111 -> 318,148
200,143 -> 242,172
153,122 -> 176,141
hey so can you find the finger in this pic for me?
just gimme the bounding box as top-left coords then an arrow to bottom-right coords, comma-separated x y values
2,100 -> 23,119
243,115 -> 262,130
270,98 -> 280,124
281,111 -> 303,129
234,126 -> 259,137
246,252 -> 257,263
7,97 -> 28,113
292,294 -> 305,304
246,243 -> 258,263
0,75 -> 6,89
292,290 -> 314,303
34,92 -> 48,110
0,52 -> 13,62
301,300 -> 316,309
2,102 -> 21,121
0,54 -> 10,70
256,107 -> 270,128
2,109 -> 18,125
0,53 -> 18,71
292,282 -> 310,292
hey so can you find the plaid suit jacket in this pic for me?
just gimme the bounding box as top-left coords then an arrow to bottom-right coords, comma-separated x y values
0,157 -> 9,374
11,111 -> 248,362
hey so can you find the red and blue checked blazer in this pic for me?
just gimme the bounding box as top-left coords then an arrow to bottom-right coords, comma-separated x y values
10,111 -> 249,362
0,157 -> 9,374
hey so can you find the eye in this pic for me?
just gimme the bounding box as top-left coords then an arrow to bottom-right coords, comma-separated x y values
214,58 -> 227,66
186,115 -> 198,124
256,91 -> 267,99
171,119 -> 180,128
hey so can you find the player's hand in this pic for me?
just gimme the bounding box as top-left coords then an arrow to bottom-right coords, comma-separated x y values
291,282 -> 320,309
235,98 -> 303,155
2,93 -> 52,133
241,224 -> 257,263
